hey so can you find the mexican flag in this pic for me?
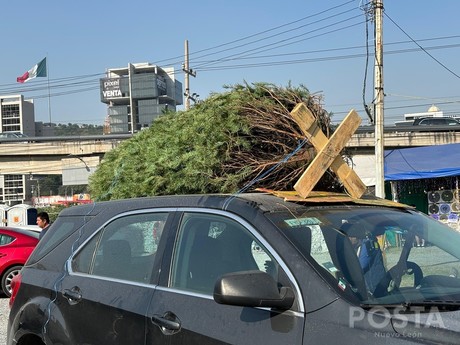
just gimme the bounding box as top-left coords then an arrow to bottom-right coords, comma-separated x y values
17,57 -> 47,83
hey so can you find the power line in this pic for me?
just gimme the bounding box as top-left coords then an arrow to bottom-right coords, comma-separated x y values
151,0 -> 358,66
192,10 -> 362,69
0,1 -> 458,119
192,36 -> 460,62
0,38 -> 457,103
361,0 -> 373,122
384,12 -> 460,79
194,42 -> 460,72
0,39 -> 458,104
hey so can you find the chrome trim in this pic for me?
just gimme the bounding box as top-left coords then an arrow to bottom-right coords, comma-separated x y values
69,269 -> 158,290
67,207 -> 178,258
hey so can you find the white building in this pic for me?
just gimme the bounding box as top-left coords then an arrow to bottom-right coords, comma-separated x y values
0,95 -> 35,136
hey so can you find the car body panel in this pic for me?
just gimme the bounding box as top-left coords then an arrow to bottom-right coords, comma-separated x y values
56,274 -> 154,344
147,288 -> 304,344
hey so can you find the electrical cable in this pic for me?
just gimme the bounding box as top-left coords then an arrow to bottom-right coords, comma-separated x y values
1,3 -> 459,122
384,12 -> 460,79
384,149 -> 424,179
193,11 -> 363,70
192,36 -> 460,64
151,0 -> 358,66
197,20 -> 365,69
360,1 -> 374,123
0,38 -> 458,103
193,41 -> 460,73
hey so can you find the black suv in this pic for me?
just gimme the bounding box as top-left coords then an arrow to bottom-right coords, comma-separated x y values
8,192 -> 460,344
413,117 -> 460,126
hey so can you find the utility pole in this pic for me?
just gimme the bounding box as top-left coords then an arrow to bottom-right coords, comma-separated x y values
183,40 -> 196,110
374,0 -> 385,198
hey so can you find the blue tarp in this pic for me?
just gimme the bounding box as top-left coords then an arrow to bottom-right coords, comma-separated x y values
385,143 -> 460,181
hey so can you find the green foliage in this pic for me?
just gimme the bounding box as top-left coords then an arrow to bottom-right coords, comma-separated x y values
90,93 -> 248,200
54,123 -> 103,136
34,175 -> 62,197
89,82 -> 334,200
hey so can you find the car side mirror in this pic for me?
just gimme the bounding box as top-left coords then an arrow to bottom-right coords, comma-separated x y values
213,270 -> 295,310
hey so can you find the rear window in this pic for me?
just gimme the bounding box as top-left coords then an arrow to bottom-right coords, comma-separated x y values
27,215 -> 92,264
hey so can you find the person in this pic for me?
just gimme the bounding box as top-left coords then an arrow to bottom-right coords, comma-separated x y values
348,228 -> 386,295
37,212 -> 50,240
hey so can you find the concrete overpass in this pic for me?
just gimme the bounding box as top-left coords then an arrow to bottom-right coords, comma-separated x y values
347,125 -> 460,154
1,127 -> 460,176
0,134 -> 131,176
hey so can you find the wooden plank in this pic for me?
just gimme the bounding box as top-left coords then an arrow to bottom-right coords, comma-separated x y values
256,188 -> 408,208
292,104 -> 365,198
291,104 -> 366,198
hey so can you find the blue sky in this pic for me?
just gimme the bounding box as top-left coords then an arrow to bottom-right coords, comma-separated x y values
1,1 -> 459,126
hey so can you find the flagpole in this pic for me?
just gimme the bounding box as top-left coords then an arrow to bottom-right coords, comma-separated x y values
46,54 -> 51,125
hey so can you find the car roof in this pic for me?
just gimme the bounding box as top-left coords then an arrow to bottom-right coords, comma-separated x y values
414,117 -> 460,125
58,191 -> 407,218
0,226 -> 40,239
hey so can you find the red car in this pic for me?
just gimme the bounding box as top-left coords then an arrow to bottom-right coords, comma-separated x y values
0,227 -> 39,297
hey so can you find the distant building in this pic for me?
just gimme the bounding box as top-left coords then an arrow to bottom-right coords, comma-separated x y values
34,121 -> 56,137
0,95 -> 35,136
0,95 -> 58,205
100,62 -> 183,134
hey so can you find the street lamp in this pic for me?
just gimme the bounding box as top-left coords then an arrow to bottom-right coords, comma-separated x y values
68,154 -> 90,172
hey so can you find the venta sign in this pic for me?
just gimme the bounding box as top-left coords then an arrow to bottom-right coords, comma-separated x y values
101,78 -> 122,98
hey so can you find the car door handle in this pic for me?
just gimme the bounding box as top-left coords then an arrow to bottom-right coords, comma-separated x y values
63,287 -> 82,305
151,312 -> 181,334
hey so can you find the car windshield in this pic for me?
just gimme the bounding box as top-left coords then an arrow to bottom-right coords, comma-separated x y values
267,204 -> 460,307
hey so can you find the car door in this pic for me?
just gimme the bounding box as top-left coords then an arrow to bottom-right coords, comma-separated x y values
146,211 -> 304,344
54,211 -> 171,345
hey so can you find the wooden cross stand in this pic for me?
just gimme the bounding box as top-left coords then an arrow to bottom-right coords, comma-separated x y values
290,103 -> 367,199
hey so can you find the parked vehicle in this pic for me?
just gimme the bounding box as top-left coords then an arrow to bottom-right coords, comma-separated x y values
394,117 -> 460,127
0,132 -> 29,139
0,227 -> 39,297
413,117 -> 460,126
7,192 -> 460,344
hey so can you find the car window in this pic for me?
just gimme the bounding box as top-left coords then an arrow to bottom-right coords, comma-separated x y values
417,118 -> 459,126
419,119 -> 432,125
0,234 -> 14,245
72,212 -> 168,284
267,206 -> 460,306
29,217 -> 89,263
170,212 -> 282,295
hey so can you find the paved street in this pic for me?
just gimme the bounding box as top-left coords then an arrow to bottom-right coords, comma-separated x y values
0,297 -> 9,344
